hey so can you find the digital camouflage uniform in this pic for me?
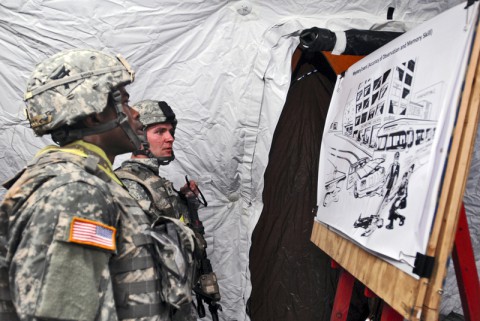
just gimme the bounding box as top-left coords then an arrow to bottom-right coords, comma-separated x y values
0,49 -> 169,321
116,158 -> 189,221
115,100 -> 200,321
0,141 -> 170,320
116,159 -> 199,321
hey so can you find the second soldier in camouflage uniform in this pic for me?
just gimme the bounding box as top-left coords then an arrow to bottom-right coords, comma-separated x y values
0,49 -> 173,320
116,100 -> 201,321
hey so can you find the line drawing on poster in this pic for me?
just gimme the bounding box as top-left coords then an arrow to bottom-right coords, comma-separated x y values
321,57 -> 442,238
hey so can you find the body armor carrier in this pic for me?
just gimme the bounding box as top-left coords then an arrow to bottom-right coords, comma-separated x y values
115,163 -> 187,221
0,146 -> 168,320
116,162 -> 196,309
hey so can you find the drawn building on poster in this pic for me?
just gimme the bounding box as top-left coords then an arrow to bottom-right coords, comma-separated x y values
346,59 -> 433,150
316,2 -> 478,275
323,57 -> 441,236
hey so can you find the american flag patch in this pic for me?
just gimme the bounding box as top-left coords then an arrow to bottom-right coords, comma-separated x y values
68,217 -> 116,251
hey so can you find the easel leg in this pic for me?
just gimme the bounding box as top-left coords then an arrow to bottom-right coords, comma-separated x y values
331,264 -> 405,321
452,203 -> 480,321
330,262 -> 355,321
364,287 -> 403,321
327,203 -> 479,321
380,302 -> 403,321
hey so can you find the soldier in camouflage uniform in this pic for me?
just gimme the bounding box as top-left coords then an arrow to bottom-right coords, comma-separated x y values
115,100 -> 201,321
0,49 -> 175,321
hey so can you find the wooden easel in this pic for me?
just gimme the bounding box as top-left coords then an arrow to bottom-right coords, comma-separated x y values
328,203 -> 479,321
311,6 -> 480,320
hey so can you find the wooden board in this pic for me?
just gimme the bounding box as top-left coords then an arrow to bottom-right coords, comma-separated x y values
311,17 -> 480,321
422,18 -> 480,319
311,222 -> 423,319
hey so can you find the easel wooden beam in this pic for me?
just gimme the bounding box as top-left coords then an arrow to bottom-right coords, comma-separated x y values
422,15 -> 480,320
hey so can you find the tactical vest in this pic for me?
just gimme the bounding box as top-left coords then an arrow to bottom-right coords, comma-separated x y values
0,148 -> 169,320
116,162 -> 197,310
115,163 -> 187,221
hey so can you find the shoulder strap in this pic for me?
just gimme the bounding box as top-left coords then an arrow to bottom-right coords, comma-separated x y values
116,165 -> 177,218
2,168 -> 26,190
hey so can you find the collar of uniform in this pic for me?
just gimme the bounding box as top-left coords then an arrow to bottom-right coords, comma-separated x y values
123,158 -> 160,174
36,140 -> 123,186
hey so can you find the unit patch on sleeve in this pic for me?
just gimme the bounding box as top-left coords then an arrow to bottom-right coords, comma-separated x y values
68,217 -> 117,251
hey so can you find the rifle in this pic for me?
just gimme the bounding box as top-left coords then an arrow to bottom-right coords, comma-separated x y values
184,176 -> 222,321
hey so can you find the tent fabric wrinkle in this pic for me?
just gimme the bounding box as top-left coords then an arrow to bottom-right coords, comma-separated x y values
0,1 -> 476,320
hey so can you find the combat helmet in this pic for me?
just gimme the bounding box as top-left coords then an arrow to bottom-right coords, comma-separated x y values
133,100 -> 177,165
24,48 -> 142,148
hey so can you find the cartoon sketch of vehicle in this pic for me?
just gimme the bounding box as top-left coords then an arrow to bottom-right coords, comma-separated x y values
353,213 -> 384,237
346,157 -> 367,189
347,157 -> 385,198
323,170 -> 346,207
374,118 -> 436,155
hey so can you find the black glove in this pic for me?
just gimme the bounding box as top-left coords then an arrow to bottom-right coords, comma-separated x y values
465,0 -> 478,8
299,27 -> 336,52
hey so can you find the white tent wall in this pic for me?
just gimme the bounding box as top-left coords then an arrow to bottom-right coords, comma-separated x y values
0,0 -> 476,320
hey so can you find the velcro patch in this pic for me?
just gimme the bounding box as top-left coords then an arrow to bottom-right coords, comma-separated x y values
68,217 -> 116,251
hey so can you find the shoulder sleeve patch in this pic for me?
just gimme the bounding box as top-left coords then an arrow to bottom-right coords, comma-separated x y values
68,217 -> 117,251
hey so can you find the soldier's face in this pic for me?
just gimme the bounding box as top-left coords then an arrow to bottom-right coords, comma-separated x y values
96,86 -> 142,154
146,123 -> 174,158
119,89 -> 143,140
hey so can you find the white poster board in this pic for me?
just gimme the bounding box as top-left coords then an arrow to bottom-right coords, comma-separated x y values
316,2 -> 479,276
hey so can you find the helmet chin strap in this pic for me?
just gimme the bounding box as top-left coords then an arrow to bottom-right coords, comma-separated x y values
51,90 -> 146,148
133,128 -> 175,165
156,152 -> 175,166
111,90 -> 144,150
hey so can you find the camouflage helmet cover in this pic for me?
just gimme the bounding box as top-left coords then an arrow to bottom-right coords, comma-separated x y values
133,100 -> 177,128
24,48 -> 135,136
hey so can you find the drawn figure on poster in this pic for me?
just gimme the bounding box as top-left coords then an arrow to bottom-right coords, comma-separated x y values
353,213 -> 384,237
315,3 -> 478,270
321,57 -> 441,237
386,164 -> 414,229
384,152 -> 400,201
